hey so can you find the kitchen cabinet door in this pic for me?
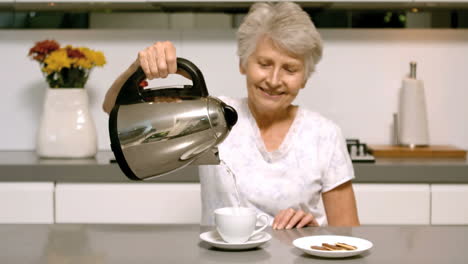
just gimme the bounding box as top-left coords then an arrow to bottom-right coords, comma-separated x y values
413,0 -> 467,2
353,183 -> 430,225
14,0 -> 146,2
431,184 -> 468,225
55,183 -> 201,224
0,182 -> 54,223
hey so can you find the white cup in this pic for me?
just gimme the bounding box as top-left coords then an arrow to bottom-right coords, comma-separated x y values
214,207 -> 269,244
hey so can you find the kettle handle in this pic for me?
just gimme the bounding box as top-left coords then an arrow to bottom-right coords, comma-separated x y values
115,57 -> 208,105
177,57 -> 209,97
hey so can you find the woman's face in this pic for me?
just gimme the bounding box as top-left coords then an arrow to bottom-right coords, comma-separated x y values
240,36 -> 306,115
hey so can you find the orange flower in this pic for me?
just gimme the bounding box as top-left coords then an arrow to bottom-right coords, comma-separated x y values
28,40 -> 60,62
65,45 -> 85,59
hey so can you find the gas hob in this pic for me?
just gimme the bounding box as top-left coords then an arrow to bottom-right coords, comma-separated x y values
346,139 -> 375,163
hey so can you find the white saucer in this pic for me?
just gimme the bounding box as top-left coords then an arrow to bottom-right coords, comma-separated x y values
200,230 -> 271,250
293,235 -> 373,258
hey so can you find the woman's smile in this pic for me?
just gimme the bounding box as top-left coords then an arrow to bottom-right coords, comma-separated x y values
257,86 -> 285,99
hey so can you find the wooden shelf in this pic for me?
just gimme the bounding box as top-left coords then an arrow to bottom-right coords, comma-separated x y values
368,145 -> 467,159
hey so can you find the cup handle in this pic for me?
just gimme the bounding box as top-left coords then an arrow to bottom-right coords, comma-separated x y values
251,213 -> 270,237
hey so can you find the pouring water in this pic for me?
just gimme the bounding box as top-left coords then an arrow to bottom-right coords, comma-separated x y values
220,160 -> 242,208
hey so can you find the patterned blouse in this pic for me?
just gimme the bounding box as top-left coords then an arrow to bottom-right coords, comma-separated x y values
199,97 -> 354,226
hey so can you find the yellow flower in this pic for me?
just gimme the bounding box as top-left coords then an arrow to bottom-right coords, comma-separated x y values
92,51 -> 106,66
79,47 -> 106,67
42,49 -> 71,74
75,58 -> 93,69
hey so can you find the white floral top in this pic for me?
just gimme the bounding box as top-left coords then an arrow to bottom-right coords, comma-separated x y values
199,97 -> 354,226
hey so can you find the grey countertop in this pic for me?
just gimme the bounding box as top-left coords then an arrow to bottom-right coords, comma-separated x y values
1,151 -> 468,183
0,224 -> 467,264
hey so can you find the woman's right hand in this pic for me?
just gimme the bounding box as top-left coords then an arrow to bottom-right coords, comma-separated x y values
137,41 -> 177,80
102,41 -> 180,114
272,208 -> 318,230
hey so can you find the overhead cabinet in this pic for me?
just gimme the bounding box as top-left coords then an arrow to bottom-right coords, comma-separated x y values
14,0 -> 146,2
9,0 -> 439,7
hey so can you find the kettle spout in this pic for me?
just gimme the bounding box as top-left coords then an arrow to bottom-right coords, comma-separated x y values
191,147 -> 220,165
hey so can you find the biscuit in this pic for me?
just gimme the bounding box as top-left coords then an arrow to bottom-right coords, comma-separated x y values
310,242 -> 358,251
311,246 -> 331,251
322,243 -> 345,251
336,242 -> 357,250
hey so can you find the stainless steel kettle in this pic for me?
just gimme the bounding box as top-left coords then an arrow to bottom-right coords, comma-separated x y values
109,58 -> 237,180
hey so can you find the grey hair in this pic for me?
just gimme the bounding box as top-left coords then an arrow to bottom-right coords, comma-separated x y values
236,1 -> 323,80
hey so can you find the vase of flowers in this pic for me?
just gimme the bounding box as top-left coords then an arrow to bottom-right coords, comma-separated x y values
29,40 -> 106,158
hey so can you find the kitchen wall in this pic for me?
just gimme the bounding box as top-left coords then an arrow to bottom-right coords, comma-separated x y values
1,27 -> 468,151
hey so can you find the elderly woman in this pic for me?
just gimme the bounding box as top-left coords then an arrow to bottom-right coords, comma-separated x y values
103,1 -> 360,229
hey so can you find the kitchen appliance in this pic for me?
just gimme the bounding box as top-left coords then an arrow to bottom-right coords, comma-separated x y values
397,61 -> 429,147
346,139 -> 375,163
109,58 -> 238,180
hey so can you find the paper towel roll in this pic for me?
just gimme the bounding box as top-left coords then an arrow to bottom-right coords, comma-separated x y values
398,78 -> 429,146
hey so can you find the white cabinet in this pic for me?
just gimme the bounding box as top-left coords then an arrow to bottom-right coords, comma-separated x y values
54,182 -> 433,225
431,184 -> 468,225
55,183 -> 201,224
353,184 -> 430,225
0,182 -> 54,223
3,181 -> 464,225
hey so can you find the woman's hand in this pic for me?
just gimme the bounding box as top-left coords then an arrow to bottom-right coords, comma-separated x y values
272,208 -> 318,230
102,41 -> 186,114
138,41 -> 177,79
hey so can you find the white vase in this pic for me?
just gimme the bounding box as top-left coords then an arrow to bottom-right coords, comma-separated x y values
36,88 -> 97,158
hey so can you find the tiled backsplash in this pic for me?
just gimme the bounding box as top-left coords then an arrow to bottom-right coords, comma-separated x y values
1,28 -> 468,150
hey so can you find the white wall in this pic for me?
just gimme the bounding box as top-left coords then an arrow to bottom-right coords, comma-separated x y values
1,28 -> 467,151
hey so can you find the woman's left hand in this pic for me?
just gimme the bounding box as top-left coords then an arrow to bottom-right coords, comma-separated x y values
272,208 -> 318,230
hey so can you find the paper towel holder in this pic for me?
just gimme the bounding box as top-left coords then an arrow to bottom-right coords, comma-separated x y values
395,61 -> 430,148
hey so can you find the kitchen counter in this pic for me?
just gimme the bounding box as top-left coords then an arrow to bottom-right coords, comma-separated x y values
1,151 -> 468,183
0,224 -> 467,264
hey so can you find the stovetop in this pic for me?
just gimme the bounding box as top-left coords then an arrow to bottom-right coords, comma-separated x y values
346,139 -> 375,163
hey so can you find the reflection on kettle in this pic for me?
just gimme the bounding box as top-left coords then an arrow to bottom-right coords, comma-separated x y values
109,58 -> 238,180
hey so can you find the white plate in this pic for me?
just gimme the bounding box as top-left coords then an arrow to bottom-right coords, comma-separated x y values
293,235 -> 373,258
200,230 -> 271,250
